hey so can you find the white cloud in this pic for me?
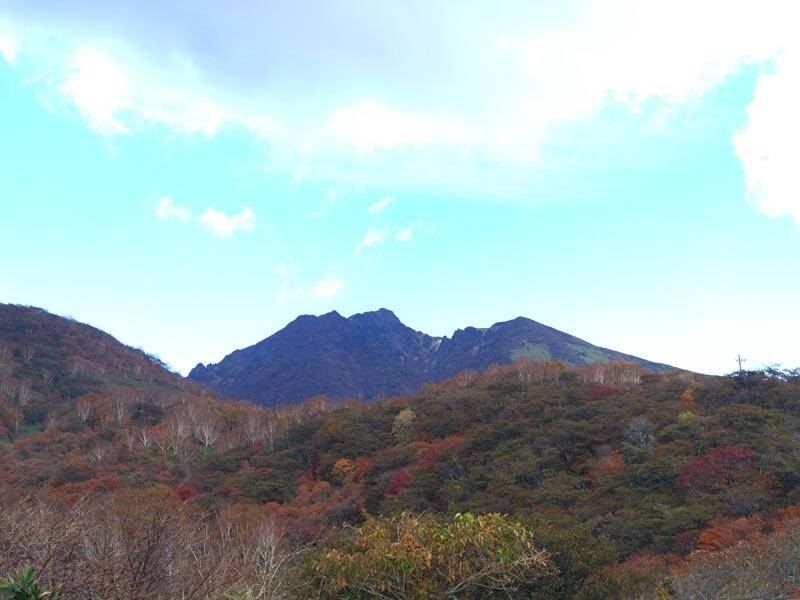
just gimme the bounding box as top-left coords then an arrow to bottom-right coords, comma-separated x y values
197,206 -> 256,239
502,0 -> 790,118
312,273 -> 344,299
155,196 -> 190,221
322,99 -> 468,152
55,45 -> 238,137
0,34 -> 20,65
8,0 -> 800,212
355,226 -> 388,254
394,227 -> 413,242
60,48 -> 132,134
367,196 -> 394,214
734,47 -> 800,225
155,196 -> 258,238
140,95 -> 231,137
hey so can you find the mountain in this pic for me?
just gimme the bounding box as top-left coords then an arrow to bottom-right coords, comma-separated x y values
0,303 -> 190,433
189,308 -> 673,405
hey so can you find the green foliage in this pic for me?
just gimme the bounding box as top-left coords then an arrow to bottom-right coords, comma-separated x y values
3,311 -> 800,600
520,517 -> 617,598
305,511 -> 554,599
0,567 -> 60,600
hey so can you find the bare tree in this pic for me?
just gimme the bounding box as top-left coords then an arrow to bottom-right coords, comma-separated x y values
123,428 -> 137,451
194,408 -> 223,448
137,425 -> 153,449
9,409 -> 23,436
22,345 -> 35,366
16,380 -> 32,408
625,416 -> 655,447
454,370 -> 477,388
68,356 -> 86,376
45,412 -> 59,430
0,488 -> 310,599
74,396 -> 94,424
90,442 -> 109,462
155,413 -> 196,462
243,405 -> 267,445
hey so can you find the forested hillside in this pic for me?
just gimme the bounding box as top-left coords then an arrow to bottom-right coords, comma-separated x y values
0,304 -> 195,440
2,304 -> 800,598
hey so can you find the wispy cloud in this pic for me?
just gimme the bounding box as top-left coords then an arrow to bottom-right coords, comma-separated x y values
394,227 -> 413,242
274,261 -> 301,303
0,33 -> 20,66
197,206 -> 256,239
312,273 -> 344,299
155,196 -> 190,221
355,226 -> 388,254
57,46 -> 233,137
155,198 -> 256,238
356,221 -> 434,251
367,196 -> 394,214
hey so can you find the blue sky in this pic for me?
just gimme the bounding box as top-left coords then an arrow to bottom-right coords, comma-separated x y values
1,0 -> 799,375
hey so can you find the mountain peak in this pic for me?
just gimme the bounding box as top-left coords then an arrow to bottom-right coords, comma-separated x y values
348,308 -> 402,325
189,308 -> 674,406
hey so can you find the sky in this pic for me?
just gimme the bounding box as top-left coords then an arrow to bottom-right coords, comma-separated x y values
1,0 -> 799,376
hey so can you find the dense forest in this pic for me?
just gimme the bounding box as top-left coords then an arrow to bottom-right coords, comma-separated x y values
2,305 -> 800,598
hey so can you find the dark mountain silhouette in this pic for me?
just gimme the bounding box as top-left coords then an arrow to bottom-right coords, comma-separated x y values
189,309 -> 672,405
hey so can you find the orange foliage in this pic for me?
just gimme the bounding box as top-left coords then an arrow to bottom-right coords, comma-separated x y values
696,515 -> 764,551
331,458 -> 356,484
679,388 -> 697,407
588,451 -> 624,484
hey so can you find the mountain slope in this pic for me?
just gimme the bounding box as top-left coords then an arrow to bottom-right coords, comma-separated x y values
0,303 -> 190,437
189,309 -> 672,405
189,309 -> 437,405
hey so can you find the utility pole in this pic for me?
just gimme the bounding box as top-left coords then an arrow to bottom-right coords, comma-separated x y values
736,354 -> 747,372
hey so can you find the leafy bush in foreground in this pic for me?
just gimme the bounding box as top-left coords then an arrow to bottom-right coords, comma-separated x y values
305,511 -> 553,599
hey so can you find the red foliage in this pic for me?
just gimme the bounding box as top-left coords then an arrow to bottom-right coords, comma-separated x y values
676,446 -> 755,492
587,385 -> 621,401
385,468 -> 412,495
51,476 -> 123,504
388,395 -> 407,406
417,436 -> 464,470
272,472 -> 365,540
214,485 -> 233,497
175,483 -> 200,502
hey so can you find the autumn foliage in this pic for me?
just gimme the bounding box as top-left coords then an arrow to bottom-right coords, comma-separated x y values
4,304 -> 800,598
